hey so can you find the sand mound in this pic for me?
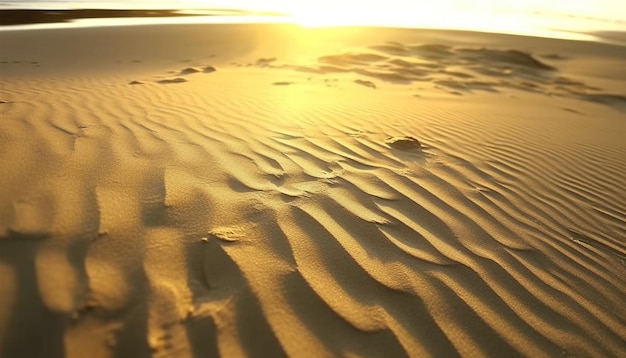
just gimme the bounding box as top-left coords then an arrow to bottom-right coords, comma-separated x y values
385,136 -> 422,151
180,67 -> 201,75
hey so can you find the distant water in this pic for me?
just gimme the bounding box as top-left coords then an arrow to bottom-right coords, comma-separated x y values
1,0 -> 625,44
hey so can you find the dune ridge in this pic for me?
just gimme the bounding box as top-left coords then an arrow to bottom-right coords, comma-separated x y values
1,24 -> 625,357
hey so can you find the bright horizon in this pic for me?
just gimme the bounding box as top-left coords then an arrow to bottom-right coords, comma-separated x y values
253,0 -> 626,30
5,0 -> 626,22
209,0 -> 626,21
3,0 -> 625,39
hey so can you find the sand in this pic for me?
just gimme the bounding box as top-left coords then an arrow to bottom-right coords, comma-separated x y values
0,23 -> 625,357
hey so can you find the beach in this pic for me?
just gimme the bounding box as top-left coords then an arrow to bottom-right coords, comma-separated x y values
1,22 -> 625,357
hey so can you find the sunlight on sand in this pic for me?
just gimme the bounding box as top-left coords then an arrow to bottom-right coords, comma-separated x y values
2,17 -> 626,358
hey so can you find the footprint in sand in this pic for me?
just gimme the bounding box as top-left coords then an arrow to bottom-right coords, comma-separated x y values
354,79 -> 376,89
157,78 -> 188,84
273,81 -> 293,86
205,226 -> 244,242
179,66 -> 217,75
128,80 -> 145,85
563,107 -> 583,114
385,136 -> 422,151
256,57 -> 277,67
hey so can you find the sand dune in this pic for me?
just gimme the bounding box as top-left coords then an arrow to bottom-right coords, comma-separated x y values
0,24 -> 625,357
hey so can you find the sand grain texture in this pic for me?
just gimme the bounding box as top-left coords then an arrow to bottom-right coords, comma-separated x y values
0,24 -> 625,357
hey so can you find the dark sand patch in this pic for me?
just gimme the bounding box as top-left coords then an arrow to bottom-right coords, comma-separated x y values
157,78 -> 188,84
179,67 -> 201,75
354,79 -> 376,89
256,58 -> 277,67
274,41 -> 624,111
455,48 -> 555,70
319,53 -> 387,66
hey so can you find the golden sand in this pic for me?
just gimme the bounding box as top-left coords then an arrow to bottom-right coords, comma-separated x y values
1,24 -> 625,357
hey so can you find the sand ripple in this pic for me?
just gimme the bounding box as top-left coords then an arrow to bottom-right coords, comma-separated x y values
1,33 -> 625,357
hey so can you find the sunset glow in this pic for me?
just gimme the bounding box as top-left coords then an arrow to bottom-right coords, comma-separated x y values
195,0 -> 626,26
282,1 -> 453,28
192,0 -> 625,36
